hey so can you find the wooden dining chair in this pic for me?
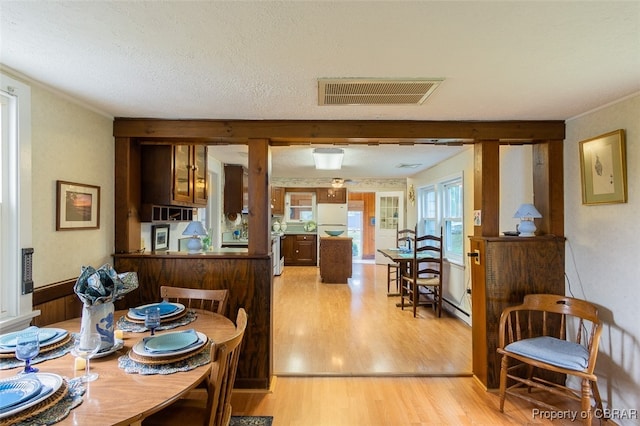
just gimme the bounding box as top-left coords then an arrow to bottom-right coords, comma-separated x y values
497,294 -> 603,425
400,226 -> 443,317
387,227 -> 415,294
160,285 -> 229,316
143,308 -> 248,426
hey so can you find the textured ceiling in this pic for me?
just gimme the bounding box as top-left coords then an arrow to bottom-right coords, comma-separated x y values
1,1 -> 639,178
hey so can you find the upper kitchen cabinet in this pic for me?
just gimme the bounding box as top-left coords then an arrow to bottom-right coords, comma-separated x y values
271,186 -> 285,215
141,143 -> 208,208
224,164 -> 248,214
317,187 -> 347,204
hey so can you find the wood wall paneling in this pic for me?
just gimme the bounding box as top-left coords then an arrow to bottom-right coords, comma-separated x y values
348,192 -> 376,259
113,255 -> 272,389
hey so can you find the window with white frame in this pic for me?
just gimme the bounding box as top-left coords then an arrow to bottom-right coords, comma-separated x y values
416,173 -> 464,264
417,185 -> 436,236
1,73 -> 32,325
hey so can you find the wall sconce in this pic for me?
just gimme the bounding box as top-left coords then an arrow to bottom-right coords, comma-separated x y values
182,221 -> 208,253
313,148 -> 344,170
408,184 -> 415,206
513,203 -> 542,237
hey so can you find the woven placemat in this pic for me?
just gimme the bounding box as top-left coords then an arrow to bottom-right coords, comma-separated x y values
0,379 -> 68,425
0,333 -> 72,359
124,308 -> 187,324
127,340 -> 208,365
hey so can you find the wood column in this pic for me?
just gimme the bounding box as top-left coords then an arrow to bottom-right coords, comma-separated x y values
114,137 -> 141,253
533,140 -> 564,236
247,139 -> 271,255
473,141 -> 500,237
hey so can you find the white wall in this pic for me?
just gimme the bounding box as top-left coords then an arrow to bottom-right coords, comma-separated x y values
24,76 -> 115,286
564,93 -> 640,421
408,147 -> 474,324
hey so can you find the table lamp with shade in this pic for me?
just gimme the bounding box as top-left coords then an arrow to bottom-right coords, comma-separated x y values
513,203 -> 542,237
182,221 -> 208,253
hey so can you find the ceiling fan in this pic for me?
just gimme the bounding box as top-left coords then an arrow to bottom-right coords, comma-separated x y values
331,177 -> 356,188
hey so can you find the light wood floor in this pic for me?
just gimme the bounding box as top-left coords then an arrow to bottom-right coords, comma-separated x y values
273,262 -> 472,375
232,263 -> 603,425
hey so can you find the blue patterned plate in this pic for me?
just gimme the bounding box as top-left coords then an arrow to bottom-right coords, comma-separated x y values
127,302 -> 185,320
0,373 -> 62,419
0,377 -> 42,411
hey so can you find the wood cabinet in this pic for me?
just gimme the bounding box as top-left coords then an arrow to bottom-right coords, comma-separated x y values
282,234 -> 317,266
141,144 -> 208,208
224,165 -> 248,214
271,186 -> 285,215
317,187 -> 347,203
468,235 -> 565,389
319,237 -> 352,283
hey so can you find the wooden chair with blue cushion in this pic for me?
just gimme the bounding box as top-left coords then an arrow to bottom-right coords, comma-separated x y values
497,294 -> 604,425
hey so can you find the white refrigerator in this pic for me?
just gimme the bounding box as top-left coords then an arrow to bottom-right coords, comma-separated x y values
316,203 -> 348,265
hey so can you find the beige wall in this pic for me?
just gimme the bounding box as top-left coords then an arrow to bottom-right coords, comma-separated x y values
565,93 -> 640,417
25,78 -> 114,286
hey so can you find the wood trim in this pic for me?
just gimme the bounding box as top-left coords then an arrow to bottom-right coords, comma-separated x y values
113,119 -> 565,142
248,139 -> 271,255
32,278 -> 77,305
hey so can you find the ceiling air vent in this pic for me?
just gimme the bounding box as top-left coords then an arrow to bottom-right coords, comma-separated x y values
318,78 -> 443,106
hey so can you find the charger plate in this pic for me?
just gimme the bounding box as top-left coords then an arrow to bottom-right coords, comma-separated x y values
0,373 -> 65,422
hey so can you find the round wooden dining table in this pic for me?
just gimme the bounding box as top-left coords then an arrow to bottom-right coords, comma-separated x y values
0,309 -> 236,426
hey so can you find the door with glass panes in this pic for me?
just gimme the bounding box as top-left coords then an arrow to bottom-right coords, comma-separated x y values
374,191 -> 404,264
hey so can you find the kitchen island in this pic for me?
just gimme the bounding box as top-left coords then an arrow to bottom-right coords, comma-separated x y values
319,236 -> 352,283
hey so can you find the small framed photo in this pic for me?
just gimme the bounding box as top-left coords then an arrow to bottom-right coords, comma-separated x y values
152,224 -> 170,251
56,180 -> 100,230
579,129 -> 627,205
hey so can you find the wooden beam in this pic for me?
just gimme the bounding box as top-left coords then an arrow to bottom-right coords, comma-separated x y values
113,119 -> 565,142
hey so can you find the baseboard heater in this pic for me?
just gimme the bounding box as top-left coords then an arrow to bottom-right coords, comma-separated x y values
443,297 -> 470,317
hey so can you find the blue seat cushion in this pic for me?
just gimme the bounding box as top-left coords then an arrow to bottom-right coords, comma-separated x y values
505,336 -> 589,371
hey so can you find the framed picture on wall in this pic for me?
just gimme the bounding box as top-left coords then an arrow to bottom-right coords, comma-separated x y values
579,129 -> 627,205
56,180 -> 100,230
152,224 -> 170,251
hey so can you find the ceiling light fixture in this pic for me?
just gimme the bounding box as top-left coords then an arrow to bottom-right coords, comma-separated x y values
313,148 -> 344,170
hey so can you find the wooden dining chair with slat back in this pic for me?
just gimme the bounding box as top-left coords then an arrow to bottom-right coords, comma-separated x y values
400,226 -> 443,317
497,294 -> 603,425
160,286 -> 229,316
387,227 -> 415,294
143,308 -> 248,426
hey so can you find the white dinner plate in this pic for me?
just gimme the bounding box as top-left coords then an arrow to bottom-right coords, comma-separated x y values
127,303 -> 185,320
132,331 -> 207,358
0,376 -> 42,411
0,328 -> 68,354
0,373 -> 63,419
92,339 -> 125,359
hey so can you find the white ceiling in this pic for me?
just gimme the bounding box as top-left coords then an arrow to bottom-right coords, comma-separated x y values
1,1 -> 639,178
